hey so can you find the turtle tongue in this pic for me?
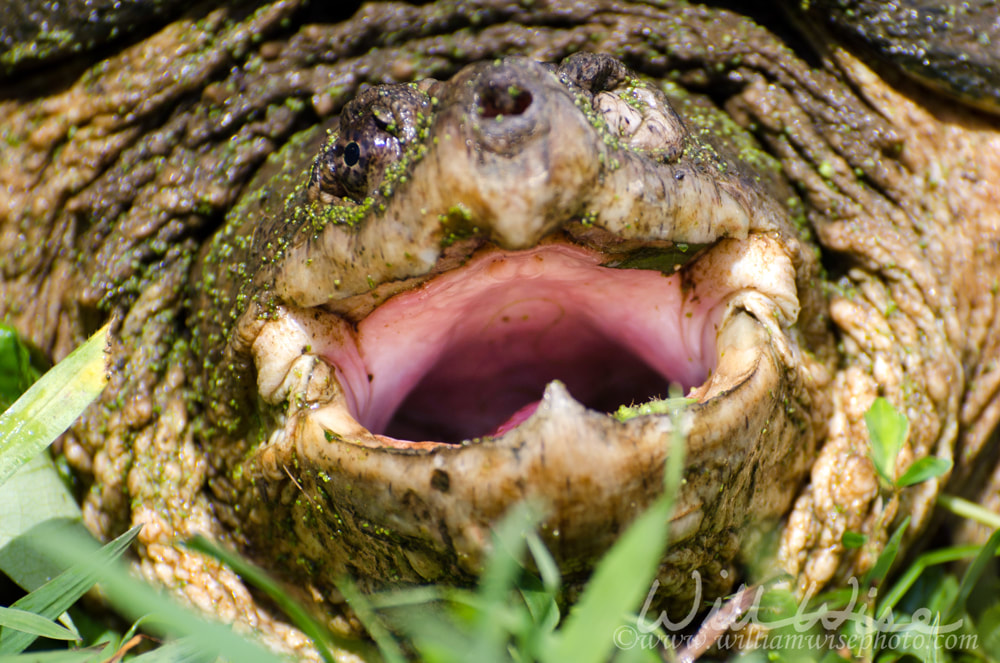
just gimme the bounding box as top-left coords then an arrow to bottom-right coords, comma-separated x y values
491,401 -> 541,437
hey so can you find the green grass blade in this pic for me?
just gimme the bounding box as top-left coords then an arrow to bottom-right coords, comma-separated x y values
522,531 -> 562,634
25,526 -> 285,663
0,323 -> 108,487
0,325 -> 42,410
866,517 -> 910,604
0,607 -> 79,642
384,505 -> 550,663
336,578 -> 408,663
0,453 -> 83,591
976,603 -> 1000,657
543,402 -> 687,663
949,529 -> 1000,622
367,586 -> 446,610
186,535 -> 377,663
937,494 -> 1000,530
543,497 -> 671,663
0,525 -> 138,654
0,646 -> 111,663
471,503 -> 547,661
525,531 -> 560,596
478,502 -> 544,606
0,324 -> 85,591
518,576 -> 560,636
126,636 -> 217,663
876,544 -> 987,617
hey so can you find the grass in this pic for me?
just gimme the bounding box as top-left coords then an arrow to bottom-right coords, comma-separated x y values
0,323 -> 998,662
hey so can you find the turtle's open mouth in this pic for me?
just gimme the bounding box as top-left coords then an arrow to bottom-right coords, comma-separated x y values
367,243 -> 703,443
252,234 -> 797,448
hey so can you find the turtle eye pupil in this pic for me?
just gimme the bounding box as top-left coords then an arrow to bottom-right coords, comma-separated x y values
344,142 -> 361,167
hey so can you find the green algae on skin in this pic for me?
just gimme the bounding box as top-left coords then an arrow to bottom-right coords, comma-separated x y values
613,396 -> 696,422
608,243 -> 708,274
438,203 -> 480,248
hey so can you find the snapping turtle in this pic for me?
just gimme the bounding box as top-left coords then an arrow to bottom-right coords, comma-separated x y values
2,0 -> 999,657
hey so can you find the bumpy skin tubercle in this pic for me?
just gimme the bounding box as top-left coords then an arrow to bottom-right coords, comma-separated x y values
1,1 -> 999,659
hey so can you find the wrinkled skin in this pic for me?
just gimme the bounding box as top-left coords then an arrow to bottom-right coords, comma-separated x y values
1,1 -> 999,659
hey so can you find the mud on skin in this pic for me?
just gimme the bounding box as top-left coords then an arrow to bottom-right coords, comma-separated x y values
1,1 -> 999,659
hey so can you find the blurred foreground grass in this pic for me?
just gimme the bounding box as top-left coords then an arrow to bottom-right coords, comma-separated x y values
0,323 -> 997,662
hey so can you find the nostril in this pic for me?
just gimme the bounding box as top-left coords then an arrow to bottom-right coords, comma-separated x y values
479,84 -> 533,118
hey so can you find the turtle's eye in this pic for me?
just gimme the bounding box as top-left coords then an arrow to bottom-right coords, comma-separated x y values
308,84 -> 432,206
309,130 -> 397,204
344,142 -> 361,167
336,132 -> 398,202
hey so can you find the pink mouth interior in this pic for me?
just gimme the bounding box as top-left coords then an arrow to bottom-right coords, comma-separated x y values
322,244 -> 724,444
